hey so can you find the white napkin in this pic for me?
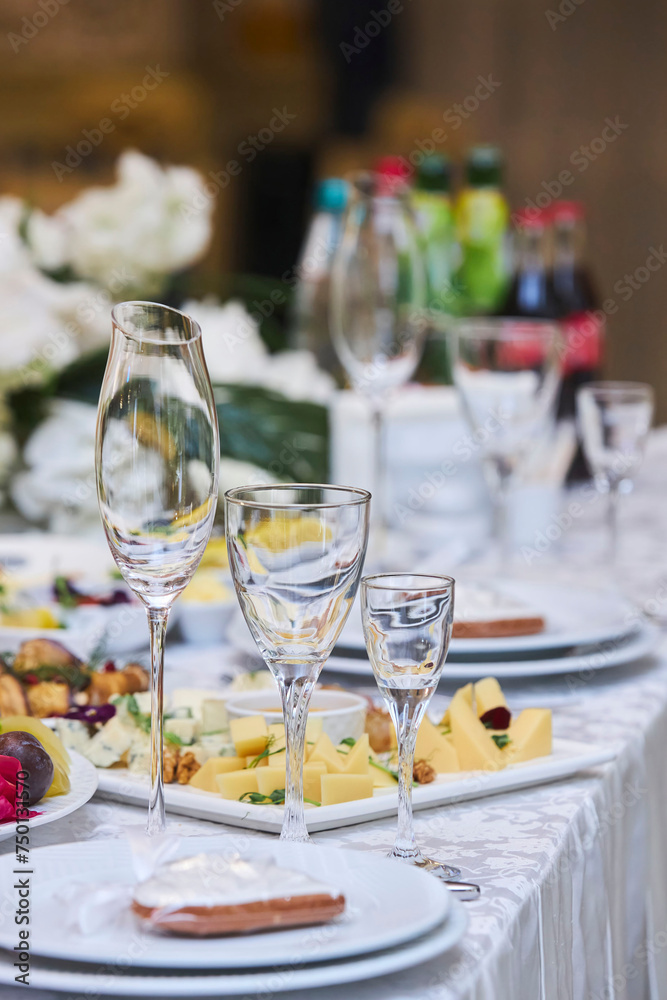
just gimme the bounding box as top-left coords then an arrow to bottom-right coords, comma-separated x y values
55,828 -> 183,936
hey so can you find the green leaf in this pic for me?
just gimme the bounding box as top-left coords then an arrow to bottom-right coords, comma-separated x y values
491,733 -> 511,750
164,732 -> 186,746
339,737 -> 356,747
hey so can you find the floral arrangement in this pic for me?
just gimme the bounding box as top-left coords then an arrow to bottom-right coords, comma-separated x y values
0,151 -> 333,531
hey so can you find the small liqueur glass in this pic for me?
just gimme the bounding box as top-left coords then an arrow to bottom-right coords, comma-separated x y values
96,301 -> 219,834
577,381 -> 654,563
225,484 -> 371,842
360,573 -> 458,878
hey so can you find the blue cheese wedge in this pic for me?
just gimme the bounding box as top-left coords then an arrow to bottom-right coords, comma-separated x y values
84,715 -> 133,767
54,718 -> 92,755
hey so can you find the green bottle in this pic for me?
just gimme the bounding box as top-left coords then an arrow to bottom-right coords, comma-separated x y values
411,154 -> 457,383
453,146 -> 510,314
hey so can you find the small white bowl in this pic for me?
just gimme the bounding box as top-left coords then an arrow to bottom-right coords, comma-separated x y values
225,688 -> 367,745
178,600 -> 235,646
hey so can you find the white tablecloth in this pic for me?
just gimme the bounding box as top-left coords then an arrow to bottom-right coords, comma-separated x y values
3,432 -> 667,999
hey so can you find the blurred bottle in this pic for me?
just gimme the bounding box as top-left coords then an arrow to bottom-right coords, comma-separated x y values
453,146 -> 510,314
499,208 -> 560,319
551,200 -> 604,479
290,177 -> 348,374
374,155 -> 412,195
411,154 -> 455,383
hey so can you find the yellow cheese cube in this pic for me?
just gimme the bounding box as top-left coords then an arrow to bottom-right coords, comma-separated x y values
256,763 -> 327,803
215,769 -> 259,800
267,723 -> 286,752
256,767 -> 286,798
229,715 -> 269,757
188,756 -> 246,792
507,709 -> 552,764
308,732 -> 346,773
306,716 -> 323,742
415,716 -> 460,773
449,692 -> 504,772
320,773 -> 374,806
440,682 -> 473,726
475,677 -> 508,718
342,733 -> 370,775
270,750 -> 287,769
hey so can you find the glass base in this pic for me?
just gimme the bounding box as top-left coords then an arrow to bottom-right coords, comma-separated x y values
389,848 -> 461,880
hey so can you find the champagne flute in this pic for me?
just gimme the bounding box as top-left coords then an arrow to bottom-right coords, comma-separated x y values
361,573 -> 458,877
577,381 -> 654,563
96,301 -> 219,834
225,484 -> 370,842
330,172 -> 427,559
450,318 -> 562,563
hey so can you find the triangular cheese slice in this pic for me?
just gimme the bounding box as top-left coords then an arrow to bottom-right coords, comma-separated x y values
449,692 -> 504,771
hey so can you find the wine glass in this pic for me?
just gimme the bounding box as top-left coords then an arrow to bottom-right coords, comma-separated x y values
330,172 -> 427,560
96,301 -> 219,834
449,318 -> 562,562
577,381 -> 654,563
360,573 -> 458,877
225,484 -> 371,842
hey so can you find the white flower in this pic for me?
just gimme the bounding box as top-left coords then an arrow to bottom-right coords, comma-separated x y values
183,297 -> 336,403
24,208 -> 68,272
56,150 -> 214,295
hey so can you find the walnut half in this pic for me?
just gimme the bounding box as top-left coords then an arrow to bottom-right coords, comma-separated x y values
176,751 -> 201,784
163,745 -> 180,783
413,759 -> 436,784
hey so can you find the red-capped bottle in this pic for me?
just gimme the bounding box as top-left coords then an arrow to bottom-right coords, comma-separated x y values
498,207 -> 560,319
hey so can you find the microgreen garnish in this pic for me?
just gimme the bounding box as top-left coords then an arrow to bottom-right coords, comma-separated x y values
491,733 -> 511,749
247,735 -> 285,768
240,789 -> 320,807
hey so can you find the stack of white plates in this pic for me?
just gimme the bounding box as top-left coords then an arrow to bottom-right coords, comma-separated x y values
0,836 -> 467,996
330,580 -> 659,680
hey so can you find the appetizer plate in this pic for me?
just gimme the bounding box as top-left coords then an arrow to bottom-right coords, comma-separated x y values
0,904 -> 466,996
334,580 -> 643,658
326,623 -> 660,681
95,738 -> 615,834
0,751 -> 97,843
0,837 -> 452,970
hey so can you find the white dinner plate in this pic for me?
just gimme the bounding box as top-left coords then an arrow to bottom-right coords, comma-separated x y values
94,738 -> 615,834
334,579 -> 641,657
0,837 -> 451,970
0,751 -> 97,843
0,902 -> 466,996
327,623 -> 660,681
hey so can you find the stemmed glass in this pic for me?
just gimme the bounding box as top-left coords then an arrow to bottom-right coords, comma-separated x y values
225,484 -> 370,842
450,318 -> 562,563
96,302 -> 219,834
361,573 -> 458,878
330,172 -> 427,559
577,381 -> 654,563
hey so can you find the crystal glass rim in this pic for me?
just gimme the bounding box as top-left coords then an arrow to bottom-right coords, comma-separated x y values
224,482 -> 372,510
578,380 -> 654,399
111,301 -> 202,346
361,572 -> 455,593
452,318 -> 561,344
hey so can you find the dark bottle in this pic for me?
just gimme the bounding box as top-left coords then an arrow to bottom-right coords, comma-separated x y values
550,201 -> 603,416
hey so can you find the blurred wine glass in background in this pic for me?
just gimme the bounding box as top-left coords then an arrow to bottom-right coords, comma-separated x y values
577,381 -> 654,564
330,170 -> 427,564
449,318 -> 562,565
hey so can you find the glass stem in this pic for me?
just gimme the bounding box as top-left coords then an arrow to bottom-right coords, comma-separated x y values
388,697 -> 428,860
371,400 -> 387,536
147,606 -> 169,836
493,461 -> 512,570
275,669 -> 318,842
607,482 -> 620,565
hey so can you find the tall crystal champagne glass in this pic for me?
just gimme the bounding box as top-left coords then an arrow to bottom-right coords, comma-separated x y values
450,318 -> 562,563
225,484 -> 370,842
577,381 -> 654,563
361,573 -> 457,877
96,302 -> 219,834
330,172 -> 427,558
